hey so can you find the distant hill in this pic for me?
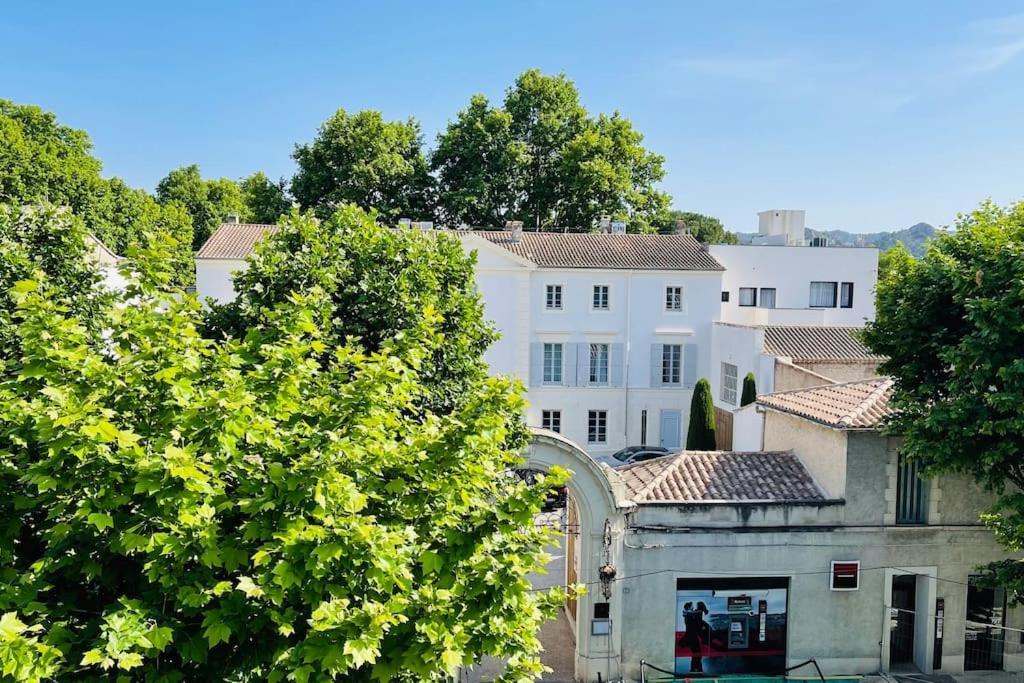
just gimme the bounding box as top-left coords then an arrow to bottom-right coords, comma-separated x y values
736,222 -> 936,257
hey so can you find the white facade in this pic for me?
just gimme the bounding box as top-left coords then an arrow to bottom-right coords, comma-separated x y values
709,243 -> 878,326
195,259 -> 242,304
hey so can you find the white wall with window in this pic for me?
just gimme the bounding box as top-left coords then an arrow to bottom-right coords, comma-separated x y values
710,244 -> 877,326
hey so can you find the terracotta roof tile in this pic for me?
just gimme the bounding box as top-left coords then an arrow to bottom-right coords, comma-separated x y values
472,231 -> 723,271
757,377 -> 894,429
762,325 -> 882,362
617,450 -> 825,503
195,223 -> 278,259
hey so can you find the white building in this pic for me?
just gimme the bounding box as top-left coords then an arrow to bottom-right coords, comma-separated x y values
194,211 -> 880,457
196,221 -> 725,459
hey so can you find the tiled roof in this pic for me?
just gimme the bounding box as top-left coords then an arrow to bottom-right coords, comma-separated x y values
471,231 -> 724,271
617,450 -> 826,503
763,325 -> 882,362
195,223 -> 278,259
757,377 -> 895,429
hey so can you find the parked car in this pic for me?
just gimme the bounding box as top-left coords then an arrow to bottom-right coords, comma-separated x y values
607,445 -> 670,468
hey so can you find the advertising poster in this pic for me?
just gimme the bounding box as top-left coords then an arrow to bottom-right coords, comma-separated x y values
674,577 -> 789,675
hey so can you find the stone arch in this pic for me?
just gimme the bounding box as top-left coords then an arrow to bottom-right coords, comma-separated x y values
522,429 -> 632,682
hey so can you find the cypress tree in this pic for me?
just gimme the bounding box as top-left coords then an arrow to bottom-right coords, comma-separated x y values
741,372 -> 757,406
686,378 -> 717,450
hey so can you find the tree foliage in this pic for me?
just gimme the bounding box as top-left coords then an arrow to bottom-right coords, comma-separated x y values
652,210 -> 738,244
0,225 -> 566,680
206,205 -> 498,416
863,200 -> 1024,595
433,70 -> 669,231
740,372 -> 757,407
0,100 -> 194,284
156,164 -> 247,250
686,378 -> 717,450
240,172 -> 291,224
291,110 -> 434,223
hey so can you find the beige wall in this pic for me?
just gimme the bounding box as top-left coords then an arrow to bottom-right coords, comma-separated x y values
773,359 -> 834,392
763,410 -> 848,498
798,360 -> 881,383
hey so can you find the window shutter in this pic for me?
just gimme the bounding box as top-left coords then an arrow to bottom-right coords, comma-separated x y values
683,343 -> 698,388
529,343 -> 543,387
564,343 -> 578,387
650,344 -> 663,387
610,343 -> 624,387
575,343 -> 588,387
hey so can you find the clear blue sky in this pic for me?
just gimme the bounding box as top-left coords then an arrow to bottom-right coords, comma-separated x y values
3,1 -> 1023,233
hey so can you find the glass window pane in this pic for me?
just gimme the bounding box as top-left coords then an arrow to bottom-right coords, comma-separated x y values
759,288 -> 776,309
739,288 -> 757,306
810,281 -> 837,307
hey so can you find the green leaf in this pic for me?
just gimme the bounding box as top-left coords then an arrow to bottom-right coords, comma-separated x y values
204,621 -> 232,649
87,512 -> 114,531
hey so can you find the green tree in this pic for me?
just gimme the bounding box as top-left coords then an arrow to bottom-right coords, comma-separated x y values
240,171 -> 291,224
652,209 -> 738,243
862,200 -> 1024,594
205,205 -> 498,416
740,372 -> 757,407
291,109 -> 434,223
0,230 -> 566,681
156,164 -> 246,250
433,70 -> 668,231
0,203 -> 108,361
686,378 -> 717,450
877,241 -> 914,282
0,99 -> 190,277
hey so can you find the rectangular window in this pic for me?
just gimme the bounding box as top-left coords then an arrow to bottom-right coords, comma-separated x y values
759,288 -> 777,309
810,281 -> 838,308
840,282 -> 854,308
542,343 -> 563,384
545,284 -> 563,310
896,452 -> 929,524
541,409 -> 561,433
721,362 -> 738,405
721,291 -> 730,302
665,286 -> 683,311
592,285 -> 609,310
661,344 -> 682,385
589,343 -> 610,384
739,287 -> 757,307
588,410 -> 607,444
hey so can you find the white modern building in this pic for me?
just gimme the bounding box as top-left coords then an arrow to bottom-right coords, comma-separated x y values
194,211 -> 880,457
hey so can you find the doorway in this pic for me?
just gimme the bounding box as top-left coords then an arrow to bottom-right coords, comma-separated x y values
965,579 -> 1006,671
890,575 -> 917,668
660,410 -> 681,449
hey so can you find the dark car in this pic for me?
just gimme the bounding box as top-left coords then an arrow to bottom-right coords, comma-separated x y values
610,445 -> 669,464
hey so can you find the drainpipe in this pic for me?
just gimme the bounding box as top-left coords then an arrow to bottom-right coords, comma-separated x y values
623,271 -> 633,443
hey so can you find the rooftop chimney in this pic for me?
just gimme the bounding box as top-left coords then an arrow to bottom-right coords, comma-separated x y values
505,220 -> 524,243
610,220 -> 627,235
225,213 -> 241,224
674,219 -> 690,235
598,215 -> 612,233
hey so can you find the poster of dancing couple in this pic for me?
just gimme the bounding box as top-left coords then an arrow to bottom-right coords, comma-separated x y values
674,578 -> 789,675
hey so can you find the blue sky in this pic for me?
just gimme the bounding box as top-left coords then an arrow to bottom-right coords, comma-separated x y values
3,1 -> 1023,233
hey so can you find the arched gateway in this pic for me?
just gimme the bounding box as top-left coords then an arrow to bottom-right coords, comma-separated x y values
521,429 -> 634,682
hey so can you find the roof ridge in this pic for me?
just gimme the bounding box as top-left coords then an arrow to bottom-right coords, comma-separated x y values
632,453 -> 683,501
759,375 -> 891,399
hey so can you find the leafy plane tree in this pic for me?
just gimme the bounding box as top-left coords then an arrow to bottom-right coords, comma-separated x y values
0,231 -> 566,680
863,199 -> 1024,596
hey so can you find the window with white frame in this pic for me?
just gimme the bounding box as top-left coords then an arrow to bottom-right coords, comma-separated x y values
592,285 -> 609,310
810,281 -> 838,308
662,344 -> 682,385
588,410 -> 607,444
840,282 -> 854,308
589,343 -> 609,385
721,362 -> 738,405
739,287 -> 757,307
542,343 -> 563,384
759,288 -> 777,309
541,409 -> 562,433
665,286 -> 683,311
545,284 -> 563,310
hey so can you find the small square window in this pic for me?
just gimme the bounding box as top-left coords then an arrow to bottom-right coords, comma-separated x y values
810,281 -> 838,308
739,288 -> 757,307
759,288 -> 776,309
588,410 -> 607,444
545,285 -> 563,310
665,286 -> 683,311
542,409 -> 562,433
